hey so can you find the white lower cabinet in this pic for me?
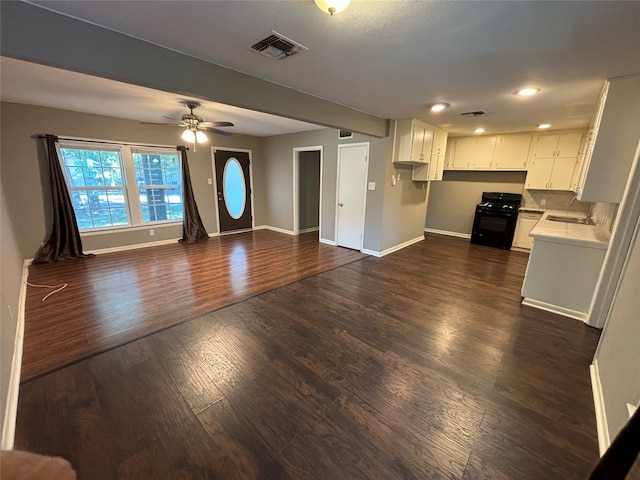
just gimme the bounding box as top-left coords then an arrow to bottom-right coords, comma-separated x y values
513,212 -> 542,250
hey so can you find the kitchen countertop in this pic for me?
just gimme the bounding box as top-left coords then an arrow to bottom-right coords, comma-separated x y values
529,209 -> 611,249
519,207 -> 546,213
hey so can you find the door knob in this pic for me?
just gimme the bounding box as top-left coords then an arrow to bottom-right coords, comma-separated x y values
338,203 -> 344,207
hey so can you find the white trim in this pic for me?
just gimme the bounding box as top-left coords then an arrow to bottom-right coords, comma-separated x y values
212,147 -> 255,234
299,227 -> 320,234
293,146 -> 323,237
253,225 -> 295,236
85,237 -> 181,255
362,235 -> 425,257
424,228 -> 472,239
1,260 -> 29,450
590,360 -> 611,456
319,238 -> 337,246
521,298 -> 587,322
336,142 -> 370,250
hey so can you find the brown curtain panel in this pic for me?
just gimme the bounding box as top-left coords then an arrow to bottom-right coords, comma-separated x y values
33,134 -> 90,263
178,146 -> 209,243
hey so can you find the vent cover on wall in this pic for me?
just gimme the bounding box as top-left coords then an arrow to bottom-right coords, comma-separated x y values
251,31 -> 308,60
460,110 -> 488,117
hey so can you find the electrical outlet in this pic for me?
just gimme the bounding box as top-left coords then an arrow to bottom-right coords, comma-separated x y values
207,178 -> 213,185
149,229 -> 155,236
541,199 -> 547,206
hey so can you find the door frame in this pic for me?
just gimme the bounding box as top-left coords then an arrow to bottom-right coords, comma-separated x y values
293,145 -> 324,237
335,142 -> 370,251
211,146 -> 255,234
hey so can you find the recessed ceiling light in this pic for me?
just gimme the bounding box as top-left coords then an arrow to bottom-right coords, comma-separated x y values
475,128 -> 485,134
538,123 -> 551,129
430,102 -> 450,112
515,87 -> 541,96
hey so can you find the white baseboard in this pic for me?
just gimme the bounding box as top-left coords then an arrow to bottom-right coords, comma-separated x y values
362,235 -> 425,258
1,260 -> 29,450
424,228 -> 471,239
253,225 -> 295,236
319,238 -> 337,246
521,297 -> 587,322
299,227 -> 320,234
590,360 -> 611,456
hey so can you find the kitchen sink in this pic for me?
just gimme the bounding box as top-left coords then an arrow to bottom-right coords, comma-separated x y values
546,215 -> 593,225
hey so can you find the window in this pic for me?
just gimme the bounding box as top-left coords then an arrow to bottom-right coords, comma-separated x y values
58,142 -> 182,232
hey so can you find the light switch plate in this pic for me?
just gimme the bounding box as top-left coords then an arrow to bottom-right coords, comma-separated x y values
368,182 -> 376,191
207,178 -> 213,185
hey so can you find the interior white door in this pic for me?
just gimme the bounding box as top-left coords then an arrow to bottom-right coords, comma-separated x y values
336,143 -> 369,250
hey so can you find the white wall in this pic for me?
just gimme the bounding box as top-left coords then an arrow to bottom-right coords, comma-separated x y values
593,216 -> 640,442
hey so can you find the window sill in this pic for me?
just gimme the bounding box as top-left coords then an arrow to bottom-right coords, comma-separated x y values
79,221 -> 182,237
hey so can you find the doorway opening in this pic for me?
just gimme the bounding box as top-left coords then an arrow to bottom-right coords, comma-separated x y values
293,146 -> 323,238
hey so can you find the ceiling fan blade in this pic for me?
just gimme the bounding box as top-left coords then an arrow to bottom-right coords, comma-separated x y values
140,121 -> 186,127
199,121 -> 235,127
162,115 -> 180,121
200,127 -> 233,136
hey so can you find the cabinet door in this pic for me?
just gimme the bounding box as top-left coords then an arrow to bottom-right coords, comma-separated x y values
472,136 -> 497,168
452,137 -> 475,169
428,154 -> 444,181
533,135 -> 560,158
432,129 -> 448,155
513,216 -> 541,249
422,128 -> 435,163
556,132 -> 583,158
443,138 -> 456,169
548,157 -> 577,190
525,157 -> 554,189
410,124 -> 426,162
494,134 -> 532,170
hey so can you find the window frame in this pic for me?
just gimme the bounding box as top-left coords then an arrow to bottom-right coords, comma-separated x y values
56,140 -> 183,233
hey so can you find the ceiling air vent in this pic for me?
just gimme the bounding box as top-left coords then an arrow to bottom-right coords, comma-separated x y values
250,31 -> 308,60
460,110 -> 488,117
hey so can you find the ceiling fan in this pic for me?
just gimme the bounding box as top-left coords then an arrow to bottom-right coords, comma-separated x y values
142,101 -> 234,144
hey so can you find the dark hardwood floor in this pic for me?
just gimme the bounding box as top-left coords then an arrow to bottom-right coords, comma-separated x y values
22,230 -> 366,381
16,233 -> 601,479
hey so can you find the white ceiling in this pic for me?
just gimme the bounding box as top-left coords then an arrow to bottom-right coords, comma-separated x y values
3,1 -> 640,136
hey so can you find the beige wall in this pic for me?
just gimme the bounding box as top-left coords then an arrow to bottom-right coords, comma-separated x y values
425,171 -> 527,235
0,102 -> 264,256
0,184 -> 24,444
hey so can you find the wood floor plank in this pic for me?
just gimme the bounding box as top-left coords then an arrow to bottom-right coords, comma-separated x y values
22,230 -> 365,381
15,233 -> 602,479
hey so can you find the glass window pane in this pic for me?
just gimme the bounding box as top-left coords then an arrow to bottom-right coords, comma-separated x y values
109,208 -> 129,225
90,209 -> 113,228
71,190 -> 89,210
66,167 -> 86,187
223,158 -> 246,219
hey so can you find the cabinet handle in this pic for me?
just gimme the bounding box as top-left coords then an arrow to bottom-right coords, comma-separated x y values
549,182 -> 553,188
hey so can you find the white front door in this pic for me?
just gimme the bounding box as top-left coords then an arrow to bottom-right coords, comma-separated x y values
336,143 -> 369,250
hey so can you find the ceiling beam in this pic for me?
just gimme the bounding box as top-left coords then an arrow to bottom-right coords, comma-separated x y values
0,1 -> 389,138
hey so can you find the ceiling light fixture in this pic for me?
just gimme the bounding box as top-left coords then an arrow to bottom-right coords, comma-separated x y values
181,127 -> 208,144
515,87 -> 541,96
430,102 -> 450,113
314,0 -> 351,15
537,123 -> 551,129
475,128 -> 485,134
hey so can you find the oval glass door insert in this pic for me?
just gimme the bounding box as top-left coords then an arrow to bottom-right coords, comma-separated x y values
223,157 -> 246,219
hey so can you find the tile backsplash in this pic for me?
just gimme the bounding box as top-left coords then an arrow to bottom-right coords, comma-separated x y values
523,190 -> 619,231
522,190 -> 590,212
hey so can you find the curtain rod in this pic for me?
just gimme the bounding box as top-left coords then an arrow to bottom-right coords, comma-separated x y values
36,134 -> 189,151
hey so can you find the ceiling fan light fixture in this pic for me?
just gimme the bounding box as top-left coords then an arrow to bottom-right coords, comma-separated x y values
474,128 -> 485,134
538,123 -> 551,129
196,130 -> 208,143
181,128 -> 196,143
314,0 -> 351,15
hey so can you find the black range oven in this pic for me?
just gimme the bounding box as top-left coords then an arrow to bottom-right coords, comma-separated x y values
470,192 -> 522,250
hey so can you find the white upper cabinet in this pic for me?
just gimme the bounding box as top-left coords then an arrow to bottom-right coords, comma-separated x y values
393,119 -> 436,164
445,134 -> 529,171
525,131 -> 584,191
576,75 -> 640,203
493,134 -> 532,170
